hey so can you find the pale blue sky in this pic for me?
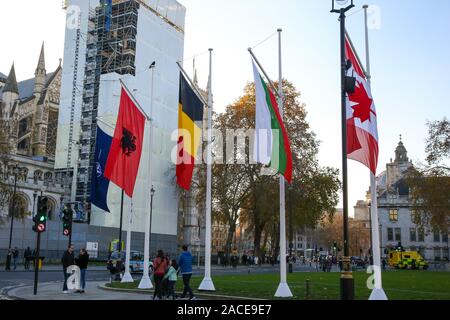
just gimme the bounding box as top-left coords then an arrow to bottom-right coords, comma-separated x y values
1,0 -> 449,215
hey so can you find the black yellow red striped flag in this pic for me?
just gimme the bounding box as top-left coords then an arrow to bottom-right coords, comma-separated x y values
176,72 -> 204,190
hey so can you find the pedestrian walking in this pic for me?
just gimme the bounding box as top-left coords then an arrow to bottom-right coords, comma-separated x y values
24,247 -> 32,270
153,250 -> 168,300
178,245 -> 195,300
75,248 -> 89,293
382,257 -> 387,271
61,244 -> 75,293
5,248 -> 12,271
12,247 -> 19,270
164,259 -> 179,300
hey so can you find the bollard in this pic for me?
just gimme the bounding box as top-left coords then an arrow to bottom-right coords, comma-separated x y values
305,279 -> 310,300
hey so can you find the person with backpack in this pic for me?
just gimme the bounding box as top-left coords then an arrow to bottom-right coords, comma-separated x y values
178,245 -> 195,300
152,250 -> 168,300
164,259 -> 179,300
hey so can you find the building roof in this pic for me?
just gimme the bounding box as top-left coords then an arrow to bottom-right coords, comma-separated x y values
0,72 -> 7,81
3,64 -> 19,94
0,71 -> 56,102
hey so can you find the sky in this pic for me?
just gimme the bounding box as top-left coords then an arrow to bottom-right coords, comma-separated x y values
1,0 -> 449,216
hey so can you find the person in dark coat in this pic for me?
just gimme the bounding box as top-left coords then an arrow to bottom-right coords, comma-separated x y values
75,248 -> 89,293
12,247 -> 19,270
61,244 -> 75,293
24,247 -> 32,270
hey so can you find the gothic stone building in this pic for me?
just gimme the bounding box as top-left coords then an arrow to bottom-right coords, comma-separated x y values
354,138 -> 449,261
0,44 -> 66,254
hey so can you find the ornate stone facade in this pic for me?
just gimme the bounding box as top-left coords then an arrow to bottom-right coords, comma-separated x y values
0,44 -> 64,221
0,44 -> 61,159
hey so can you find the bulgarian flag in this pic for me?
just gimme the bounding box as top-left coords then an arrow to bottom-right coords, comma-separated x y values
252,60 -> 293,183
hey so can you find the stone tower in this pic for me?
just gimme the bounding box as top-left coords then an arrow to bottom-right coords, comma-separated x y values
31,43 -> 48,157
386,136 -> 413,188
1,63 -> 19,152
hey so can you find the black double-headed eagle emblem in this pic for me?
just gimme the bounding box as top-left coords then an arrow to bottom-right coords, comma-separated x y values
121,128 -> 137,156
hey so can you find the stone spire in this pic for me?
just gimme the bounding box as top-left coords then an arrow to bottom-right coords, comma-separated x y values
34,42 -> 46,95
3,63 -> 19,94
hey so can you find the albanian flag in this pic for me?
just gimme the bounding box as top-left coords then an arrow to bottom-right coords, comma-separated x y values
104,86 -> 146,197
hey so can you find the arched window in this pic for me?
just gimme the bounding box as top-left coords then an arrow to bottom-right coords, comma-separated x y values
14,193 -> 30,218
44,172 -> 53,186
17,138 -> 30,153
19,167 -> 29,182
33,170 -> 43,183
46,197 -> 57,221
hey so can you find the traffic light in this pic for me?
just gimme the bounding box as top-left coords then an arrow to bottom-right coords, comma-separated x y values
333,241 -> 337,251
62,204 -> 73,237
33,196 -> 48,233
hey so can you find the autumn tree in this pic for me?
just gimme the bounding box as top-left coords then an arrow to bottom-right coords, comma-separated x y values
220,80 -> 340,258
406,166 -> 450,233
406,118 -> 450,233
425,118 -> 450,166
316,214 -> 370,257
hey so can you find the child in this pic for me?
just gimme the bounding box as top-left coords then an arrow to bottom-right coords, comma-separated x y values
164,259 -> 179,300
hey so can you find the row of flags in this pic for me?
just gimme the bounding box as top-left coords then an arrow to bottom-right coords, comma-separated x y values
90,31 -> 378,216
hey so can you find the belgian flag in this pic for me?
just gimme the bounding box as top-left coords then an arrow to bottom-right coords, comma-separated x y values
176,73 -> 204,190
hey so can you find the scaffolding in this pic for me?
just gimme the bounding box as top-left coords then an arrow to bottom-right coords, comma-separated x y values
76,0 -> 140,214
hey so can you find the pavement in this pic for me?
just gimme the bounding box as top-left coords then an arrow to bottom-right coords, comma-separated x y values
4,281 -> 154,300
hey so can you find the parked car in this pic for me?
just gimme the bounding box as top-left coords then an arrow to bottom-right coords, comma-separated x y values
107,250 -> 153,274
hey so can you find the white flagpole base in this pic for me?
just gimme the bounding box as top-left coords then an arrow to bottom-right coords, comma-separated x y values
121,271 -> 134,283
138,275 -> 153,289
275,282 -> 293,298
369,287 -> 388,300
198,277 -> 216,291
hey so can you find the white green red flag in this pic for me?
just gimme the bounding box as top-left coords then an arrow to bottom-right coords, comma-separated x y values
345,32 -> 379,174
252,60 -> 293,183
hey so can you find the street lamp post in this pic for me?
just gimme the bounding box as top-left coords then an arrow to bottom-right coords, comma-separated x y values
331,0 -> 355,300
149,186 -> 155,254
6,165 -> 19,271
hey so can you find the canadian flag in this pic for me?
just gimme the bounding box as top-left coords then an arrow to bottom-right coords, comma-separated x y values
345,33 -> 379,175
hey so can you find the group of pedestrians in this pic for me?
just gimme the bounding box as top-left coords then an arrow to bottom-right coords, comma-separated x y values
61,244 -> 90,294
3,247 -> 39,271
152,245 -> 195,300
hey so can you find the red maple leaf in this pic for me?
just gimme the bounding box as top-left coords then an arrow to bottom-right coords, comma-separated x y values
349,81 -> 374,123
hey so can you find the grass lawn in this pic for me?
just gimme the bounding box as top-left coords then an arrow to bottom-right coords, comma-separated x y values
106,270 -> 450,300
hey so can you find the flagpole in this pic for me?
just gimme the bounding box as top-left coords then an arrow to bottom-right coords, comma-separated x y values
247,48 -> 280,99
176,62 -> 208,107
364,4 -> 387,300
199,48 -> 215,292
119,79 -> 151,121
121,197 -> 134,283
274,28 -> 293,298
118,190 -> 124,253
138,62 -> 156,289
